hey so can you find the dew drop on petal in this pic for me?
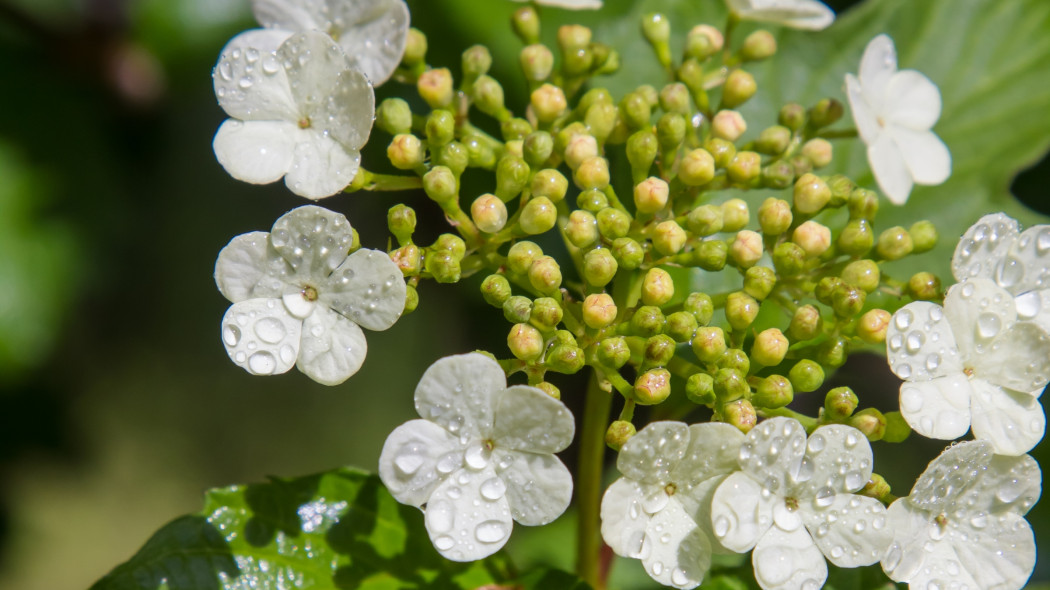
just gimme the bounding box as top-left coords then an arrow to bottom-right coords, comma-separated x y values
1015,291 -> 1041,319
1038,228 -> 1050,254
254,317 -> 286,344
464,442 -> 490,470
905,331 -> 925,354
671,568 -> 690,587
223,324 -> 241,346
814,487 -> 835,508
480,477 -> 507,501
651,561 -> 664,576
976,313 -> 1002,340
895,308 -> 913,330
394,452 -> 424,476
808,434 -> 825,453
475,520 -> 509,543
248,351 -> 277,375
997,478 -> 1024,503
713,515 -> 730,538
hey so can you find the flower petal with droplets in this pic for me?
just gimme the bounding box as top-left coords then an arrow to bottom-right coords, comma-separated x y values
378,419 -> 462,507
752,524 -> 828,590
214,231 -> 293,302
790,424 -> 873,498
736,417 -> 807,495
801,493 -> 891,568
670,423 -> 745,489
495,449 -> 572,526
969,381 -> 1045,456
322,248 -> 406,331
213,28 -> 297,121
898,373 -> 973,441
296,305 -> 367,385
617,421 -> 690,485
492,385 -> 575,454
951,213 -> 1020,283
282,128 -> 362,199
414,353 -> 506,439
709,471 -> 776,553
643,499 -> 712,589
1006,223 -> 1050,293
423,465 -> 513,561
221,298 -> 302,377
725,0 -> 834,30
213,119 -> 297,186
943,278 -> 1017,361
978,321 -> 1050,395
885,301 -> 962,382
600,478 -> 653,558
269,205 -> 355,276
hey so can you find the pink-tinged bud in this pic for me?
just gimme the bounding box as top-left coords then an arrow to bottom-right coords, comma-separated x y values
633,176 -> 670,214
641,268 -> 675,306
730,230 -> 764,268
634,368 -> 672,405
857,309 -> 890,344
582,293 -> 618,329
417,68 -> 454,108
712,110 -> 747,142
471,194 -> 508,234
531,83 -> 568,123
751,328 -> 789,366
564,133 -> 599,169
792,220 -> 831,256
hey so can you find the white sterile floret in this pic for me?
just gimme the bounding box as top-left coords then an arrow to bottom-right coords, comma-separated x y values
845,34 -> 951,205
709,417 -> 892,590
252,0 -> 410,85
952,213 -> 1050,334
600,421 -> 744,589
882,440 -> 1041,590
724,0 -> 834,30
886,279 -> 1050,455
214,205 -> 405,385
378,353 -> 575,561
212,29 -> 375,199
511,0 -> 602,9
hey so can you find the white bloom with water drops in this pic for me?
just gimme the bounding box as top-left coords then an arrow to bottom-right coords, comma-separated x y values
378,352 -> 575,561
214,205 -> 405,385
886,278 -> 1050,455
600,421 -> 744,589
709,417 -> 891,590
252,0 -> 410,85
212,29 -> 375,199
882,440 -> 1040,590
952,212 -> 1050,334
724,0 -> 834,30
845,34 -> 950,204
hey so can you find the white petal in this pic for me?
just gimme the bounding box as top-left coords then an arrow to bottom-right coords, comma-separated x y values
329,0 -> 410,85
858,34 -> 896,98
617,421 -> 690,485
601,478 -> 653,557
944,279 -> 1017,361
671,423 -> 744,488
1018,290 -> 1050,336
322,248 -> 406,331
643,499 -> 712,589
951,213 -> 1021,283
969,379 -> 1045,456
792,425 -> 873,498
710,471 -> 776,552
801,494 -> 891,568
884,70 -> 942,131
867,131 -> 913,205
220,298 -> 301,376
906,440 -> 995,513
269,205 -> 354,277
890,126 -> 951,185
283,130 -> 361,199
213,119 -> 296,185
727,0 -> 834,30
213,29 -> 296,121
979,321 -> 1050,393
880,500 -> 968,586
214,231 -> 293,302
493,386 -> 574,454
414,352 -> 506,439
424,466 -> 513,561
737,417 -> 807,496
496,449 -> 572,525
885,301 -> 962,382
752,525 -> 827,590
378,419 -> 462,507
845,73 -> 881,145
252,0 -> 321,31
1004,224 -> 1050,293
898,374 -> 973,441
950,512 -> 1036,590
296,306 -> 367,385
677,475 -> 735,554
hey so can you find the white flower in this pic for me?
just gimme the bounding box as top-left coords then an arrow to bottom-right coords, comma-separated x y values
952,213 -> 1050,334
886,279 -> 1050,455
845,34 -> 951,204
710,417 -> 892,590
378,352 -> 574,561
600,421 -> 744,589
725,0 -> 834,30
214,205 -> 405,385
882,440 -> 1040,590
511,0 -> 602,10
252,0 -> 410,85
212,30 -> 375,199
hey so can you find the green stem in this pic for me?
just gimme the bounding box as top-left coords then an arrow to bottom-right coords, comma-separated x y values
353,170 -> 424,192
818,128 -> 859,140
576,371 -> 612,590
759,406 -> 819,431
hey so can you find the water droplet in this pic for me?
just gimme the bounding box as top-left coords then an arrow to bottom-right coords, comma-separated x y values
446,486 -> 461,499
628,500 -> 640,520
845,432 -> 858,448
853,520 -> 866,533
976,312 -> 1002,339
671,568 -> 690,587
895,308 -> 913,330
970,512 -> 988,528
254,317 -> 286,344
1015,291 -> 1041,319
480,477 -> 506,501
626,529 -> 651,559
897,363 -> 913,379
961,283 -> 975,298
651,561 -> 664,576
845,471 -> 865,490
813,487 -> 835,508
926,353 -> 941,372
997,257 -> 1023,287
238,76 -> 254,89
436,452 -> 460,474
464,442 -> 490,470
830,546 -> 844,558
434,535 -> 455,551
475,520 -> 509,543
223,324 -> 241,346
808,434 -> 825,453
395,452 -> 424,476
906,331 -> 925,353
997,477 -> 1023,503
248,351 -> 276,374
1037,228 -> 1050,254
713,516 -> 730,537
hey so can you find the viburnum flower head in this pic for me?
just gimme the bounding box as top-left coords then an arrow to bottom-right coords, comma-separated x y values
214,205 -> 406,385
511,0 -> 602,9
378,353 -> 574,561
886,278 -> 1050,455
952,213 -> 1050,334
212,29 -> 375,199
845,34 -> 951,204
710,417 -> 892,590
600,421 -> 745,589
252,0 -> 410,85
724,0 -> 834,30
882,440 -> 1041,589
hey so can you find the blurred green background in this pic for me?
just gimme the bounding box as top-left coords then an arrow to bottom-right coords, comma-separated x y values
1,0 -> 1049,588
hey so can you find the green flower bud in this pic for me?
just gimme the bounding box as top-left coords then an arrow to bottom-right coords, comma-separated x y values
907,272 -> 942,301
387,204 -> 417,244
564,133 -> 599,169
520,44 -> 554,82
605,420 -> 636,451
691,239 -> 729,271
508,323 -> 544,361
882,411 -> 911,443
909,220 -> 938,254
423,165 -> 457,204
757,198 -> 792,236
519,196 -> 557,235
743,266 -> 777,301
403,27 -> 427,65
561,45 -> 594,76
536,381 -> 560,399
627,130 -> 659,181
755,125 -> 791,156
684,292 -> 714,325
557,23 -> 593,52
493,157 -> 529,201
433,234 -> 465,258
751,328 -> 789,367
778,103 -> 806,131
631,305 -> 666,337
741,30 -> 777,61
635,368 -> 672,405
705,138 -> 737,168
576,188 -> 609,213
876,226 -> 914,261
528,255 -> 562,293
832,283 -> 866,319
501,117 -> 533,141
611,237 -> 644,270
388,134 -> 425,170
714,368 -> 748,401
753,375 -> 793,409
726,291 -> 760,331
691,326 -> 727,363
727,151 -> 762,184
824,386 -> 858,421
860,473 -> 892,501
678,148 -> 716,186
849,408 -> 886,441
827,174 -> 854,206
503,238 -> 544,275
642,12 -> 671,45
585,103 -> 619,143
686,373 -> 716,405
436,141 -> 468,175
503,295 -> 532,324
403,284 -> 419,314
723,399 -> 757,433
644,334 -> 677,367
848,188 -> 879,221
772,242 -> 806,276
841,259 -> 880,293
578,87 -> 614,112
425,249 -> 461,283
392,244 -> 422,276
556,122 -> 588,154
787,304 -> 823,341
817,335 -> 849,368
653,221 -> 688,256
814,276 -> 843,305
641,268 -> 675,306
837,219 -> 874,256
464,135 -> 498,169
582,293 -> 617,329
665,311 -> 699,343
620,91 -> 652,130
471,194 -> 508,234
583,247 -> 619,287
857,308 -> 890,344
521,132 -> 553,169
801,138 -> 832,169
511,6 -> 540,44
761,161 -> 795,189
685,24 -> 723,60
597,207 -> 631,239
574,156 -> 611,190
529,297 -> 563,331
793,173 -> 831,214
808,98 -> 844,128
546,344 -> 585,373
791,220 -> 832,257
729,230 -> 764,269
531,168 -> 568,203
717,348 -> 750,375
686,204 -> 723,236
723,70 -> 757,109
376,98 -> 412,135
565,209 -> 599,248
788,359 -> 824,392
659,82 -> 690,114
462,44 -> 492,80
481,274 -> 512,308
598,336 -> 631,368
712,110 -> 747,142
418,67 -> 454,109
720,198 -> 750,232
657,113 -> 687,154
470,75 -> 506,118
638,83 -> 660,106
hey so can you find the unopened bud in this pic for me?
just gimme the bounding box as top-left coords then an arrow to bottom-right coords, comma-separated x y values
685,24 -> 724,60
511,6 -> 540,44
849,408 -> 886,441
907,272 -> 942,301
752,328 -> 789,366
842,259 -> 880,293
712,110 -> 747,141
470,75 -> 506,118
519,196 -> 557,235
546,344 -> 585,373
585,102 -> 618,143
564,133 -> 599,169
686,204 -> 723,236
531,168 -> 568,203
583,247 -> 618,287
480,274 -> 512,307
809,98 -> 843,128
507,241 -> 542,275
471,194 -> 508,234
684,292 -> 714,325
758,198 -> 793,235
788,304 -> 823,341
605,420 -> 636,451
692,326 -> 727,363
597,207 -> 631,239
496,155 -> 530,200
583,293 -> 618,329
612,237 -> 644,270
598,336 -> 631,368
692,239 -> 729,271
726,292 -> 759,331
778,103 -> 806,131
574,156 -> 611,189
741,30 -> 777,61
635,368 -> 672,405
832,283 -> 866,318
838,219 -> 874,256
520,44 -> 554,81
461,45 -> 492,81
641,268 -> 675,306
793,173 -> 831,214
659,82 -> 691,113
848,188 -> 879,220
755,125 -> 792,155
824,386 -> 858,421
502,295 -> 532,324
743,266 -> 777,301
376,98 -> 412,135
817,335 -> 849,368
679,148 -> 716,186
857,309 -> 890,344
876,226 -> 914,260
531,83 -> 568,123
403,28 -> 427,65
801,138 -> 833,168
425,250 -> 460,283
535,382 -> 560,400
644,334 -> 677,367
417,68 -> 453,108
686,373 -> 715,405
626,130 -> 658,182
508,323 -> 544,360
631,305 -> 666,337
388,134 -> 425,170
762,160 -> 796,189
722,69 -> 756,108
723,399 -> 757,433
528,297 -> 563,332
657,113 -> 687,154
642,12 -> 671,45
634,176 -> 669,214
789,359 -> 824,392
720,198 -> 750,232
773,242 -> 806,276
437,141 -> 468,175
753,374 -> 794,409
860,473 -> 892,501
522,132 -> 553,169
501,117 -> 533,141
392,244 -> 422,276
730,230 -> 764,269
909,220 -> 938,254
565,209 -> 599,248
557,24 -> 592,51
387,204 -> 417,242
653,221 -> 687,256
792,220 -> 832,257
422,166 -> 457,203
727,151 -> 762,184
528,255 -> 562,293
666,311 -> 699,343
